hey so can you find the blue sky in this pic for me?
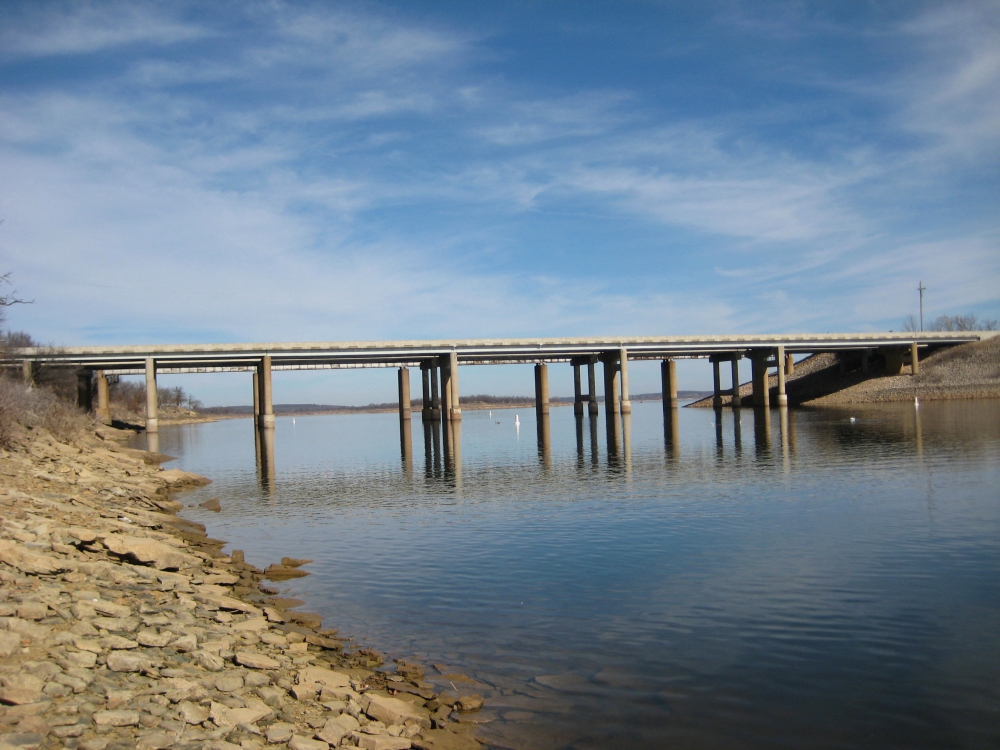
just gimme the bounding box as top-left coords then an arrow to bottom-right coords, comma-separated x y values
1,1 -> 998,405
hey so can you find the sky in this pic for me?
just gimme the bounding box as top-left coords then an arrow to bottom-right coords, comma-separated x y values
1,1 -> 998,405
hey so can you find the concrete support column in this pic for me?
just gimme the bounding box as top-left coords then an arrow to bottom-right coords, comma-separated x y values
95,371 -> 111,424
751,353 -> 770,408
884,348 -> 905,375
775,346 -> 788,407
440,358 -> 452,420
257,355 -> 275,429
77,369 -> 93,414
22,360 -> 34,386
619,348 -> 631,414
420,363 -> 431,419
252,372 -> 260,419
573,362 -> 584,415
785,352 -> 795,376
398,367 -> 411,420
910,342 -> 920,376
661,359 -> 677,410
730,358 -> 742,408
587,358 -> 599,415
430,366 -> 441,419
144,357 -> 158,433
603,354 -> 621,415
712,359 -> 723,408
448,351 -> 461,421
534,363 -> 550,416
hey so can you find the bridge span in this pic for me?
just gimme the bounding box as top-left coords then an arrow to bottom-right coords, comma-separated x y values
10,331 -> 992,433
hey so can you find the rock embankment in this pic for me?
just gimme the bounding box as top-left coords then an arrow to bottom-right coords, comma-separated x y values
0,426 -> 482,750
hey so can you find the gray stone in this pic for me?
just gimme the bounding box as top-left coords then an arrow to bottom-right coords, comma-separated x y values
234,652 -> 280,670
215,674 -> 244,693
0,630 -> 22,657
264,722 -> 294,744
106,651 -> 150,673
93,710 -> 141,727
288,737 -> 329,750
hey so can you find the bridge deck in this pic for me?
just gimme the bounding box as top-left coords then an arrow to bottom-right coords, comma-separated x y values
10,331 -> 994,370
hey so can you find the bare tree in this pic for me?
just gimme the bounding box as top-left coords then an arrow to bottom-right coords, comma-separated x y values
0,273 -> 31,328
902,314 -> 919,332
930,313 -> 999,331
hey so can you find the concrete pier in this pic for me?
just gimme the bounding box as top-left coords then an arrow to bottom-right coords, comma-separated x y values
661,359 -> 677,410
910,342 -> 920,376
77,369 -> 93,413
22,360 -> 34,386
712,359 -> 723,408
430,366 -> 441,420
448,350 -> 461,421
730,358 -> 742,408
573,361 -> 584,415
144,358 -> 158,433
602,353 -> 621,415
785,352 -> 795,376
95,371 -> 111,424
252,372 -> 260,419
587,357 -> 599,415
776,345 -> 788,407
751,353 -> 770,408
534,363 -> 550,416
619,348 -> 631,414
257,355 -> 275,429
440,358 -> 452,420
420,363 -> 432,420
398,367 -> 411,420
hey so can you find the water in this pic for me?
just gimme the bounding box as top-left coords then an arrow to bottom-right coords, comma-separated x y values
132,400 -> 1000,749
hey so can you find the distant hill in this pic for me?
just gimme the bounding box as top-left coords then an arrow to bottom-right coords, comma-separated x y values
201,391 -> 713,415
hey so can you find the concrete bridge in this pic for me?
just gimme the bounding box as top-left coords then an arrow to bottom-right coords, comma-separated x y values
10,331 -> 992,432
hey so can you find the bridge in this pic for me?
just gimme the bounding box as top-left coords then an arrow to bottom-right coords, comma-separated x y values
11,331 -> 993,432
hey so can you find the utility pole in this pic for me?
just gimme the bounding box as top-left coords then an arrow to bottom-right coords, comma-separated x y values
918,281 -> 926,331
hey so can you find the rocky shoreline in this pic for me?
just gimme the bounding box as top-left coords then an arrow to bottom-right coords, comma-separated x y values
0,424 -> 484,750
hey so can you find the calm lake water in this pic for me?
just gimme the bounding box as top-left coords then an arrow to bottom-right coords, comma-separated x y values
132,400 -> 1000,750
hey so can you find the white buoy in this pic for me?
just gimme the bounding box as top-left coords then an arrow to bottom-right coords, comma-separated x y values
850,417 -> 856,423
515,414 -> 520,425
914,397 -> 919,407
489,410 -> 492,418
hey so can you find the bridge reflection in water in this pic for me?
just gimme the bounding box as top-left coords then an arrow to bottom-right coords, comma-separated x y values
250,403 -> 797,491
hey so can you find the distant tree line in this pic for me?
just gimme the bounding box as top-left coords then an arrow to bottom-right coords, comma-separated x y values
903,313 -> 998,332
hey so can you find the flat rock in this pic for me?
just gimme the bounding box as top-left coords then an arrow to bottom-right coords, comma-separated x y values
411,730 -> 481,750
353,734 -> 412,750
234,652 -> 280,670
102,535 -> 199,571
209,700 -> 272,728
297,666 -> 350,689
177,701 -> 209,724
93,710 -> 141,727
265,722 -> 295,743
316,714 -> 360,744
0,631 -> 22,658
106,650 -> 150,673
288,737 -> 329,750
198,498 -> 221,511
159,469 -> 211,487
363,695 -> 431,729
0,675 -> 43,706
0,539 -> 70,575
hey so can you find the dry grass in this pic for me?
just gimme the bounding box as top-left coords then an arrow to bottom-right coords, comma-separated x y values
0,376 -> 92,447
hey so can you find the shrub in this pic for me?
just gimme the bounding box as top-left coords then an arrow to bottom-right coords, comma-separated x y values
0,376 -> 91,447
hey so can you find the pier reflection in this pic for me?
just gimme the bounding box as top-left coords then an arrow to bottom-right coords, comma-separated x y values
733,407 -> 743,457
664,407 -> 680,461
423,419 -> 442,479
537,413 -> 552,469
754,407 -> 771,455
255,427 -> 276,495
400,418 -> 413,476
443,419 -> 462,489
